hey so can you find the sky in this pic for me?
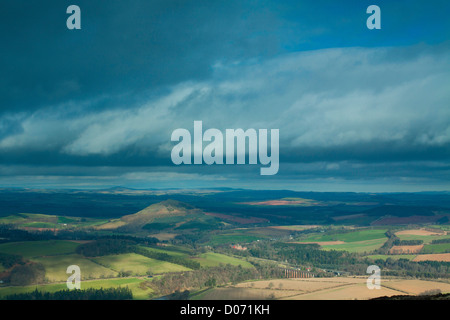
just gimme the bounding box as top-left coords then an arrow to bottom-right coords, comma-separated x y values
0,0 -> 449,192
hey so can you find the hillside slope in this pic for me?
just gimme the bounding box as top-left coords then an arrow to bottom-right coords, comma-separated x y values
120,200 -> 201,228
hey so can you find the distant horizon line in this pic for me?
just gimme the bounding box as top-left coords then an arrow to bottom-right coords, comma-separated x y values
0,185 -> 448,195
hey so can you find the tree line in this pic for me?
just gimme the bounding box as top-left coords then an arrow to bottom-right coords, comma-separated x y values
246,242 -> 367,274
134,246 -> 201,270
146,262 -> 282,297
3,262 -> 46,286
5,287 -> 133,300
393,239 -> 423,246
0,224 -> 159,244
370,258 -> 450,279
227,238 -> 450,279
0,251 -> 46,286
75,239 -> 137,257
431,238 -> 450,244
0,252 -> 23,269
374,230 -> 399,254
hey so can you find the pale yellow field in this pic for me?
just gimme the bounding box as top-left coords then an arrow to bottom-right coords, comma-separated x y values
236,279 -> 350,292
152,233 -> 178,241
94,220 -> 126,230
382,279 -> 450,295
396,229 -> 446,236
197,277 -> 450,300
197,287 -> 295,300
390,245 -> 424,254
283,283 -> 401,300
413,253 -> 450,262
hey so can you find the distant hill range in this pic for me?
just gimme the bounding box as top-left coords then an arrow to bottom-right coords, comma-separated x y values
0,188 -> 449,230
367,205 -> 449,226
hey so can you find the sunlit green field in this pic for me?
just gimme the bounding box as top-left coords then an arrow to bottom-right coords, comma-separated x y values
421,243 -> 450,254
0,213 -> 109,230
91,253 -> 190,275
21,222 -> 58,228
299,228 -> 388,243
195,252 -> 254,268
365,254 -> 417,261
31,254 -> 117,282
138,245 -> 190,258
321,238 -> 387,253
395,234 -> 450,244
0,277 -> 152,300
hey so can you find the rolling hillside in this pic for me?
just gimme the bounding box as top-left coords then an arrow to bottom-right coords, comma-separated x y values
121,200 -> 200,226
111,199 -> 223,232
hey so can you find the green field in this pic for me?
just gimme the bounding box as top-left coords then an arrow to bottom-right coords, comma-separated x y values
0,213 -> 57,225
365,254 -> 417,261
0,277 -> 152,300
31,254 -> 117,282
0,213 -> 109,230
21,222 -> 58,228
321,238 -> 387,253
396,234 -> 450,244
0,240 -> 79,258
427,225 -> 450,231
208,234 -> 262,246
92,253 -> 190,275
57,216 -> 78,224
0,215 -> 27,224
138,245 -> 190,258
421,243 -> 450,254
138,245 -> 253,268
194,252 -> 254,268
299,228 -> 388,243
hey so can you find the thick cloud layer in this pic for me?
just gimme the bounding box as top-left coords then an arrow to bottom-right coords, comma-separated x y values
1,1 -> 449,191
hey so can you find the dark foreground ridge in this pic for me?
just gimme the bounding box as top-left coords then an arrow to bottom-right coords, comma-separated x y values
371,292 -> 450,300
4,287 -> 133,300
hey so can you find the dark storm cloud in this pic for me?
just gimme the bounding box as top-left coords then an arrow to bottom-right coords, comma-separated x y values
0,0 -> 283,114
1,45 -> 449,166
3,0 -> 449,115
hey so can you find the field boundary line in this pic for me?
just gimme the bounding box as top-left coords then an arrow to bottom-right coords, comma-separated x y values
379,283 -> 410,295
278,282 -> 356,300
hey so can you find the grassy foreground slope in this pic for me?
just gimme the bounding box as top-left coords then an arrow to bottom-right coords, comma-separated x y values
0,278 -> 152,300
32,254 -> 118,281
194,252 -> 254,268
92,253 -> 190,275
0,237 -> 255,300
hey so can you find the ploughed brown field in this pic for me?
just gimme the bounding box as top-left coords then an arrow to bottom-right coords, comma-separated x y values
396,229 -> 447,236
197,277 -> 450,300
413,253 -> 450,262
390,245 -> 424,254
